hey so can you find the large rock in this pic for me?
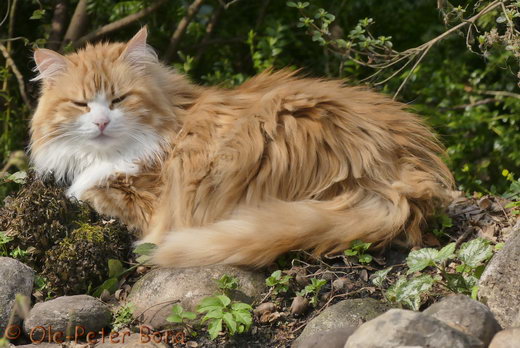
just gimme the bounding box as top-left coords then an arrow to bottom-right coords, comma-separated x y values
344,309 -> 484,348
292,298 -> 391,348
0,257 -> 34,335
23,295 -> 111,341
479,221 -> 520,327
128,266 -> 265,329
424,294 -> 501,345
489,327 -> 520,348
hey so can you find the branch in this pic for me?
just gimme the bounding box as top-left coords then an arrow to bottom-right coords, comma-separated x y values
195,4 -> 222,61
47,0 -> 68,50
164,0 -> 205,63
61,0 -> 88,50
0,42 -> 32,108
74,0 -> 168,48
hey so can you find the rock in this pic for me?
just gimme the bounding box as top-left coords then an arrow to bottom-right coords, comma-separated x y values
489,327 -> 520,348
0,257 -> 35,335
292,326 -> 357,348
15,344 -> 61,348
254,302 -> 276,316
293,298 -> 391,348
423,294 -> 501,345
344,309 -> 484,348
23,295 -> 111,341
479,221 -> 520,327
290,296 -> 309,316
128,266 -> 265,329
95,332 -> 170,347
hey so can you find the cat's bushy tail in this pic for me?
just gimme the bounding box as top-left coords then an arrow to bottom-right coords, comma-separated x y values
152,183 -> 449,268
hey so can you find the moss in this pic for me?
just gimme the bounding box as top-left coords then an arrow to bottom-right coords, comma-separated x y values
0,172 -> 134,296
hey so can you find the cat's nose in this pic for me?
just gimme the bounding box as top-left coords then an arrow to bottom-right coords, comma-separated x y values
94,120 -> 110,132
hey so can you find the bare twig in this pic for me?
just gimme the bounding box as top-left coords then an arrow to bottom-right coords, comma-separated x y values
0,0 -> 10,28
61,0 -> 88,50
47,0 -> 68,50
74,0 -> 168,48
195,4 -> 223,61
0,42 -> 32,108
164,0 -> 205,63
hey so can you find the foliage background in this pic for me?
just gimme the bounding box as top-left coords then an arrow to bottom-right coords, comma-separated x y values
1,0 -> 520,195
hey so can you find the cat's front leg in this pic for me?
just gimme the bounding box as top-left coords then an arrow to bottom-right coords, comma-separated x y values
66,161 -> 139,200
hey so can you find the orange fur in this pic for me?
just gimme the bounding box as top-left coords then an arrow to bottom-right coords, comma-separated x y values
30,28 -> 454,268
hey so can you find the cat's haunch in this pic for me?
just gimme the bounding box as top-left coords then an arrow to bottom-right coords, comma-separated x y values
30,27 -> 454,268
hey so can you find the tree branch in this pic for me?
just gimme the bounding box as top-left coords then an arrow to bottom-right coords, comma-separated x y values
164,0 -> 205,63
0,42 -> 32,108
195,4 -> 222,61
74,0 -> 168,48
47,0 -> 68,51
61,0 -> 88,50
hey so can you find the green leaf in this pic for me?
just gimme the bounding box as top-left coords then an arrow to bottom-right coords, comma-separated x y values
7,171 -> 27,184
166,313 -> 183,323
344,249 -> 358,256
233,309 -> 253,327
182,311 -> 197,320
434,242 -> 456,263
133,243 -> 157,256
387,275 -> 435,310
222,312 -> 237,334
171,304 -> 183,316
203,309 -> 224,320
406,248 -> 439,274
198,296 -> 223,310
287,1 -> 297,7
217,294 -> 231,307
108,259 -> 124,278
92,277 -> 118,297
358,253 -> 373,263
231,302 -> 253,311
457,238 -> 493,267
30,9 -> 46,20
371,267 -> 392,287
207,318 -> 223,340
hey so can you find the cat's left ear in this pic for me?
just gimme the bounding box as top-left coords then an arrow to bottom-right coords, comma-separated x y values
122,27 -> 157,64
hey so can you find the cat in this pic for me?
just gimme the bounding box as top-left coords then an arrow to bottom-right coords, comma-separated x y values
30,27 -> 454,268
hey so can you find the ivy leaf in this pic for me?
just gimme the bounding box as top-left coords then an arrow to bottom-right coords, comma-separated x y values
207,318 -> 223,340
371,267 -> 392,287
457,238 -> 493,268
30,9 -> 46,20
387,275 -> 435,310
406,248 -> 438,274
434,242 -> 456,263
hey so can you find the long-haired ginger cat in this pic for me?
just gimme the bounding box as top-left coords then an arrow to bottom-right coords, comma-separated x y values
30,28 -> 453,268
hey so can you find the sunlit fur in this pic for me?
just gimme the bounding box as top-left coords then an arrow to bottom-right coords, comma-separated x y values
30,28 -> 454,268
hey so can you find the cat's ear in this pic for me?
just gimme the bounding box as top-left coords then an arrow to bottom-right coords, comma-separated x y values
122,27 -> 157,65
32,49 -> 67,81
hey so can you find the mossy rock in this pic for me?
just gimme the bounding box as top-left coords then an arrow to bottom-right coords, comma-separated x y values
0,172 -> 134,296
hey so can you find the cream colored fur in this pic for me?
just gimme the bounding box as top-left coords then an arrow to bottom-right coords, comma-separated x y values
30,28 -> 454,268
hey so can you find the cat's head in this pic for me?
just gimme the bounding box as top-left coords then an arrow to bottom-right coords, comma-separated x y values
30,28 -> 174,182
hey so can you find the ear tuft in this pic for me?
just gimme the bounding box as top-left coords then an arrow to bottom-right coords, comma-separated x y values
122,27 -> 158,65
32,49 -> 67,82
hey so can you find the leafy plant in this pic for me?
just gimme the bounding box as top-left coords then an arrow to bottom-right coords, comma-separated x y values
503,170 -> 520,215
344,240 -> 373,264
217,274 -> 239,292
431,213 -> 453,238
167,304 -> 197,324
113,303 -> 135,330
92,259 -> 126,297
197,294 -> 253,340
266,270 -> 292,294
377,238 -> 497,310
296,278 -> 327,306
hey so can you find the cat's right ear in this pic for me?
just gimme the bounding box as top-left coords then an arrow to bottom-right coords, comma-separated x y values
32,49 -> 67,82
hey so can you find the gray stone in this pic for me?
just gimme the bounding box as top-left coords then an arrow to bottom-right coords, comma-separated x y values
292,326 -> 357,348
479,221 -> 520,327
344,309 -> 484,348
23,295 -> 111,341
488,327 -> 520,348
0,257 -> 34,335
15,344 -> 61,348
423,294 -> 501,345
293,298 -> 391,347
95,332 -> 169,347
128,265 -> 265,329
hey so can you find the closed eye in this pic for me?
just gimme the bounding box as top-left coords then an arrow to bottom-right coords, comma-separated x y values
111,94 -> 127,105
71,100 -> 88,107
